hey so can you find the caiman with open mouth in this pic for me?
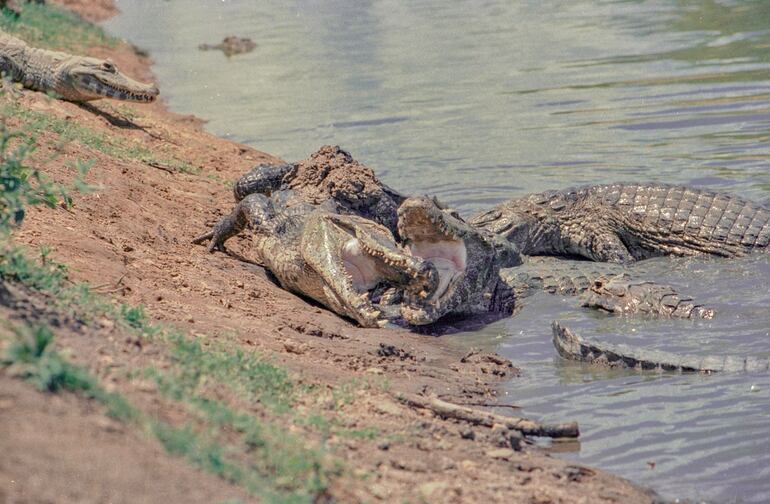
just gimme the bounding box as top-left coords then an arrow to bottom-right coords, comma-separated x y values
193,192 -> 440,328
196,146 -> 712,328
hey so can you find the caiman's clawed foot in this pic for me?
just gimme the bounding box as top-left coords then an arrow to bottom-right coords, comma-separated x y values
192,213 -> 241,253
192,193 -> 275,253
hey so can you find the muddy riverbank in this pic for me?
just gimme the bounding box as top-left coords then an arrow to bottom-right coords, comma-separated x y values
0,2 -> 664,502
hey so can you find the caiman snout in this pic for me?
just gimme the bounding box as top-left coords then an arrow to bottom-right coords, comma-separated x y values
67,57 -> 161,103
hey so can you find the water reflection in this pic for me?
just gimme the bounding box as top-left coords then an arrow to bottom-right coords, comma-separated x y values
104,0 -> 770,501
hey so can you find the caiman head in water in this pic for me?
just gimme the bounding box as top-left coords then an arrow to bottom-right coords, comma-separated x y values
396,196 -> 522,325
55,56 -> 159,102
300,212 -> 440,328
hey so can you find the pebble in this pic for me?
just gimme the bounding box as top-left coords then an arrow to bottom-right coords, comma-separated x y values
486,448 -> 515,460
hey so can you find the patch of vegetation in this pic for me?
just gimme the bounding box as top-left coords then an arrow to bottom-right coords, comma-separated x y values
1,101 -> 197,174
0,123 -> 343,501
148,369 -> 335,503
0,2 -> 116,52
0,125 -> 89,231
0,244 -> 67,290
164,332 -> 295,411
2,100 -> 153,160
0,323 -> 136,421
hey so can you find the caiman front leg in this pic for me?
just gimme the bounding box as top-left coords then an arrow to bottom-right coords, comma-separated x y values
0,71 -> 24,99
192,193 -> 275,252
232,163 -> 294,201
564,217 -> 634,263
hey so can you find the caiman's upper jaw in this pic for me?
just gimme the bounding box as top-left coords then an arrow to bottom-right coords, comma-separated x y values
397,197 -> 470,324
66,57 -> 159,102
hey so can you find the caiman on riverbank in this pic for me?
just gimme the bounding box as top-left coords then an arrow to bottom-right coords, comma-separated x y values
0,31 -> 159,102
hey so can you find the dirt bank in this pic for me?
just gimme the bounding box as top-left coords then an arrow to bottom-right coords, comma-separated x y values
1,3 -> 664,503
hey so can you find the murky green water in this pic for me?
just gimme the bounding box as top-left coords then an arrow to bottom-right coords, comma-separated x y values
106,1 -> 770,501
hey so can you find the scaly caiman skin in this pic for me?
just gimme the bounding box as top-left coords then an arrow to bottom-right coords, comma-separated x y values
552,321 -> 770,373
471,183 -> 770,263
0,31 -> 159,102
194,190 -> 525,325
193,191 -> 439,328
225,146 -> 529,324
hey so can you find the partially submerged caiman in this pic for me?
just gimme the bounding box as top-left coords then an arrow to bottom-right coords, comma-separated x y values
472,183 -> 770,372
552,321 -> 770,373
470,183 -> 770,263
195,146 -> 720,330
0,31 -> 159,102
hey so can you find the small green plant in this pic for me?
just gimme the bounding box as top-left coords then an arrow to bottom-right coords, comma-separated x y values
148,368 -> 334,502
165,332 -> 296,411
0,323 -> 135,420
0,244 -> 67,291
120,303 -> 150,330
0,125 -> 68,230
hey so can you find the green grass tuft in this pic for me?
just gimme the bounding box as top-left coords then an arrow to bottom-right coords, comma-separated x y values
0,244 -> 68,291
0,2 -> 116,52
1,101 -> 197,174
0,323 -> 137,421
120,303 -> 150,330
165,332 -> 296,411
148,377 -> 334,503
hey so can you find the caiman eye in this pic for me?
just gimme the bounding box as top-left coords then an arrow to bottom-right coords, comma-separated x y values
101,61 -> 117,73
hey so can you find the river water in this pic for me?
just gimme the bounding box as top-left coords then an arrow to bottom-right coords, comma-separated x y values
106,1 -> 770,501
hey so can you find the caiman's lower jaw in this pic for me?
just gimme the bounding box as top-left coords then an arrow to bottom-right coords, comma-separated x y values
341,238 -> 436,300
406,239 -> 466,302
76,76 -> 159,102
